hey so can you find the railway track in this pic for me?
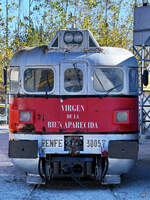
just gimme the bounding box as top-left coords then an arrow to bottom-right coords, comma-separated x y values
22,184 -> 40,200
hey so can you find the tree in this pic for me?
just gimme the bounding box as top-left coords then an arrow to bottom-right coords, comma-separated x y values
0,0 -> 135,63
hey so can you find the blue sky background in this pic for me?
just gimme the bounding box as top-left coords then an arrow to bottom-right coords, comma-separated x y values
0,0 -> 146,47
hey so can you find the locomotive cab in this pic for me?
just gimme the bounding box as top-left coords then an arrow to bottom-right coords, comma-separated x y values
8,29 -> 139,185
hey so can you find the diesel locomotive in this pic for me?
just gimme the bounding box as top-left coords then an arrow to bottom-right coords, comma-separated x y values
8,29 -> 139,184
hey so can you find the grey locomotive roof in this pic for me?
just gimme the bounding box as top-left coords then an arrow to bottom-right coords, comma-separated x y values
10,45 -> 138,67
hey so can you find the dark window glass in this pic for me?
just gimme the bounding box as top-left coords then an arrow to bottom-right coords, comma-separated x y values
64,68 -> 83,92
93,68 -> 123,92
129,69 -> 138,92
24,68 -> 54,92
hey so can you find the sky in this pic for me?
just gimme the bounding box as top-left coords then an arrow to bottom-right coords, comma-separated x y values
0,0 -> 147,45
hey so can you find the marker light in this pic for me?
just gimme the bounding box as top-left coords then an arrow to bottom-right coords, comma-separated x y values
20,111 -> 32,122
116,111 -> 128,122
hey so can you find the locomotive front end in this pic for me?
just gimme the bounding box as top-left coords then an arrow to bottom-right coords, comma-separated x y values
8,29 -> 139,185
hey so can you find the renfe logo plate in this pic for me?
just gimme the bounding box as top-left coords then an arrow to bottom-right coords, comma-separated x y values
41,135 -> 107,154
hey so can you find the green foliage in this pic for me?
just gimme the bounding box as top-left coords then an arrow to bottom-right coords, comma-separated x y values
0,0 -> 134,66
0,0 -> 135,94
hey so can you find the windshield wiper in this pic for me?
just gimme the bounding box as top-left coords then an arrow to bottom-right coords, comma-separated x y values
94,71 -> 106,92
105,84 -> 122,95
73,63 -> 82,90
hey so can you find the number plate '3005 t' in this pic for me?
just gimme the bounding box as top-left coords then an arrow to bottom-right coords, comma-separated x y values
64,136 -> 83,152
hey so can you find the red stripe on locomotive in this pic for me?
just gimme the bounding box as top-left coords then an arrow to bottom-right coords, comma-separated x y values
9,96 -> 138,133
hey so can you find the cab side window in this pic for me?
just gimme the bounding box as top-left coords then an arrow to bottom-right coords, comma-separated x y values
129,69 -> 138,92
10,67 -> 19,93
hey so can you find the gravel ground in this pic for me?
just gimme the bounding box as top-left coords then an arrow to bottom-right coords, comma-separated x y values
1,126 -> 150,200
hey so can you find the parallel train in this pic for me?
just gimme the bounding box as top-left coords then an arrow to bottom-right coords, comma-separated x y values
8,29 -> 139,185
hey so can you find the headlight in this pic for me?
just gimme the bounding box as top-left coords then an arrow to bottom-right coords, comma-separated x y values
73,32 -> 83,44
64,32 -> 74,43
20,111 -> 32,122
116,111 -> 128,122
64,31 -> 83,44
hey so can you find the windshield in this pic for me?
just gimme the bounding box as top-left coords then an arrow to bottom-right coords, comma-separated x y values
64,68 -> 83,92
24,68 -> 54,92
93,68 -> 123,93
